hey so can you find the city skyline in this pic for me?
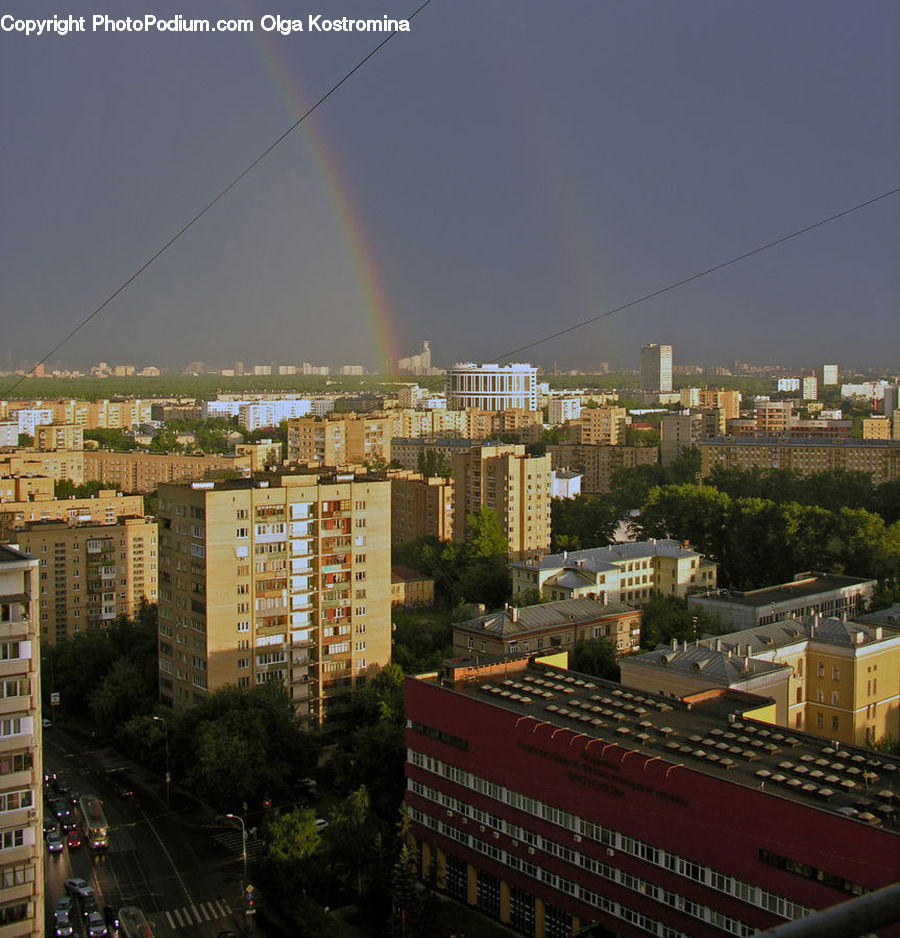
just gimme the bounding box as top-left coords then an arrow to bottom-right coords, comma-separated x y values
2,1 -> 898,373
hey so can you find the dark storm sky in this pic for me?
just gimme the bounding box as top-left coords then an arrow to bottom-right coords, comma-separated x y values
1,0 -> 898,373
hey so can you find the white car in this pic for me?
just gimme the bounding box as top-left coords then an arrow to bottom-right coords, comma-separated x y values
64,878 -> 93,899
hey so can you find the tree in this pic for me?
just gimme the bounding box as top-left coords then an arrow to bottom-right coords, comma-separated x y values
17,433 -> 33,446
551,495 -> 619,551
265,808 -> 320,865
572,638 -> 620,680
324,786 -> 381,895
464,505 -> 509,559
416,450 -> 452,479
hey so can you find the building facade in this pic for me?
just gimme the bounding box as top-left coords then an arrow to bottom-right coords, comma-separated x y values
640,344 -> 673,392
545,444 -> 658,495
451,445 -> 552,560
389,472 -> 454,545
446,363 -> 539,412
511,540 -> 718,605
0,491 -> 144,541
579,406 -> 626,446
404,656 -> 900,938
699,438 -> 900,485
686,573 -> 876,630
452,597 -> 641,658
15,518 -> 157,644
0,546 -> 44,937
156,472 -> 391,726
620,615 -> 900,747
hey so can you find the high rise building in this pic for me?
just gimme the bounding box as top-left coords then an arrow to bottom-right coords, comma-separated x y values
579,406 -> 626,445
450,444 -> 551,560
640,343 -> 673,392
446,363 -> 539,412
156,472 -> 391,726
15,518 -> 157,645
0,546 -> 44,937
817,363 -> 839,387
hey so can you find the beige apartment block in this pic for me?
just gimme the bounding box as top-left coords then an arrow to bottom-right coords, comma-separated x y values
620,616 -> 900,747
0,546 -> 44,937
862,416 -> 892,440
695,388 -> 741,420
15,518 -> 156,644
234,441 -> 283,471
0,477 -> 54,504
83,450 -> 251,492
389,471 -> 454,544
579,405 -> 627,445
546,443 -> 658,494
700,438 -> 900,485
0,451 -> 86,487
156,472 -> 391,726
0,491 -> 144,541
34,424 -> 83,451
286,414 -> 397,467
451,444 -> 552,560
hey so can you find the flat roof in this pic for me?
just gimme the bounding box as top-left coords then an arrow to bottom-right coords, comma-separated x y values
512,539 -> 702,571
691,574 -> 875,609
425,657 -> 899,833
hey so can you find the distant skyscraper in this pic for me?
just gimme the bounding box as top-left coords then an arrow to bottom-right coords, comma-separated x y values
817,363 -> 839,387
640,344 -> 673,392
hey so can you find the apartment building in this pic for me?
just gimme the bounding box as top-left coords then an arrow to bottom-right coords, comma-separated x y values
15,518 -> 157,644
286,414 -> 396,467
0,478 -> 54,504
700,438 -> 900,485
697,388 -> 741,420
546,397 -> 581,425
405,655 -> 900,938
451,445 -> 552,560
0,452 -> 85,487
0,491 -> 144,541
660,412 -> 703,466
34,425 -> 83,451
389,471 -> 454,545
862,416 -> 892,440
545,444 -> 658,495
83,450 -> 251,492
452,597 -> 641,658
620,615 -> 900,747
156,472 -> 391,726
510,540 -> 718,605
0,546 -> 44,938
578,406 -> 626,446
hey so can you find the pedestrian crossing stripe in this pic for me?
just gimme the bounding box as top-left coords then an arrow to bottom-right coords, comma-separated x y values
163,899 -> 232,928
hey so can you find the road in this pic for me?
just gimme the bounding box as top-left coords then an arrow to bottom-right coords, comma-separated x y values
43,724 -> 256,937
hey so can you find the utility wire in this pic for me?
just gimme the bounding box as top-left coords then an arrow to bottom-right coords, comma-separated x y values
493,186 -> 900,362
2,0 -> 435,397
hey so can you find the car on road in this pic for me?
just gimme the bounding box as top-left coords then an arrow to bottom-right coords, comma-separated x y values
104,906 -> 119,930
86,911 -> 109,937
315,818 -> 329,832
64,878 -> 93,899
43,817 -> 58,836
66,829 -> 82,849
53,911 -> 74,937
46,831 -> 64,853
42,717 -> 52,728
81,897 -> 99,921
52,799 -> 71,822
55,897 -> 74,916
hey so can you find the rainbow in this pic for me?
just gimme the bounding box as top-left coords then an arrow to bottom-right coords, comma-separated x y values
238,2 -> 399,371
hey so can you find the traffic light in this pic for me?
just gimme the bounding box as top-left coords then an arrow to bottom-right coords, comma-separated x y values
262,795 -> 271,808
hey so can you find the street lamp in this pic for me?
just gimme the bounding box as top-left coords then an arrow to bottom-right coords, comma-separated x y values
225,812 -> 248,896
152,716 -> 169,804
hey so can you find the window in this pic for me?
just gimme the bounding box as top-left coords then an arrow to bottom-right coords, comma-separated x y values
831,716 -> 839,732
832,666 -> 840,681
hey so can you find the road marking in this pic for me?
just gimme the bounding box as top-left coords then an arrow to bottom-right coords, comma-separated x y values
165,911 -> 175,928
215,899 -> 231,916
172,907 -> 185,926
199,902 -> 212,920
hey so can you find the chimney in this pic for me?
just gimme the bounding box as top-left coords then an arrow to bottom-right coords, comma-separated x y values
874,626 -> 883,640
671,638 -> 679,652
715,638 -> 723,652
511,606 -> 519,623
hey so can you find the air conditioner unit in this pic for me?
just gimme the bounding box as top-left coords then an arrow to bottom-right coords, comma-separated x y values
528,847 -> 535,855
28,809 -> 37,819
606,848 -> 615,857
573,834 -> 582,843
511,839 -> 519,848
479,824 -> 485,832
492,831 -> 500,840
446,809 -> 453,817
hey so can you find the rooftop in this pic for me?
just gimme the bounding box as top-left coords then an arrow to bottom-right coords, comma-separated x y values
691,574 -> 876,609
512,539 -> 702,571
429,656 -> 900,831
455,598 -> 637,639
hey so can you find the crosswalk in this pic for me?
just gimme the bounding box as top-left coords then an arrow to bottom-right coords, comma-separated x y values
212,828 -> 265,861
159,898 -> 233,929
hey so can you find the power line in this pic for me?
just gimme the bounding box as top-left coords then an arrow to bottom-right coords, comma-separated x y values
2,0 -> 435,397
493,186 -> 900,363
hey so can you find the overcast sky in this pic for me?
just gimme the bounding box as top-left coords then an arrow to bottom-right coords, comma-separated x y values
2,0 -> 898,374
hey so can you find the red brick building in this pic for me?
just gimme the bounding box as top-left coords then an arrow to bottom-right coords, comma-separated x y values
404,655 -> 900,938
